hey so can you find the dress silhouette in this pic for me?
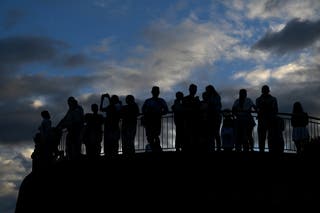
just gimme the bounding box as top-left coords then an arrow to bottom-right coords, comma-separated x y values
291,101 -> 309,155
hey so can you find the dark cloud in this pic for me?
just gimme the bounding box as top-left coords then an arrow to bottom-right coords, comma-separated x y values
0,74 -> 96,101
0,35 -> 67,63
2,9 -> 25,30
0,35 -> 67,72
253,18 -> 320,54
0,74 -> 99,143
0,33 -> 109,144
0,35 -> 96,73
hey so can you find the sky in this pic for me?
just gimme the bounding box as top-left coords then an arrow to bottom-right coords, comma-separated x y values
1,0 -> 320,212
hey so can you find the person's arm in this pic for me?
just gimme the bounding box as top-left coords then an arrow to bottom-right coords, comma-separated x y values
249,98 -> 257,113
232,100 -> 238,116
161,99 -> 169,115
100,93 -> 110,112
56,111 -> 69,130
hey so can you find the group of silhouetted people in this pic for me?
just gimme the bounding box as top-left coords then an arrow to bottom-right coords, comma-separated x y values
31,84 -> 311,170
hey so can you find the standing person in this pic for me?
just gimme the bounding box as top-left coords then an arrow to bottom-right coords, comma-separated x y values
83,104 -> 104,159
57,97 -> 84,160
232,89 -> 256,152
142,86 -> 169,152
221,109 -> 235,152
32,110 -> 53,170
273,116 -> 285,155
39,111 -> 62,161
182,84 -> 201,152
255,85 -> 278,153
171,91 -> 184,152
100,94 -> 122,158
39,110 -> 52,141
121,95 -> 140,156
199,91 -> 211,152
291,102 -> 309,156
205,85 -> 222,152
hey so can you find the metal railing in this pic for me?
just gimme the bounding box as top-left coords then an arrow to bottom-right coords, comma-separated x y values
58,112 -> 320,155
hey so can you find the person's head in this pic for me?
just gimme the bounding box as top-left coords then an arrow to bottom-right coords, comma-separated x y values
202,91 -> 209,102
239,89 -> 247,99
91,103 -> 99,113
67,96 -> 77,109
189,84 -> 197,96
175,91 -> 184,100
293,101 -> 303,113
126,95 -> 135,104
151,86 -> 160,98
110,95 -> 120,105
41,110 -> 50,119
261,85 -> 270,95
206,84 -> 220,97
205,85 -> 214,94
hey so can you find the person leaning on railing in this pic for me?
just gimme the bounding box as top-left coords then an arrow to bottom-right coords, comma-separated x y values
142,86 -> 169,152
291,101 -> 310,155
255,85 -> 278,153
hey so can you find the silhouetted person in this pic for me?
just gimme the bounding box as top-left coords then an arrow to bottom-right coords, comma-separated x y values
83,103 -> 104,159
142,86 -> 168,152
182,84 -> 201,152
205,85 -> 222,151
232,89 -> 256,152
291,101 -> 309,156
57,96 -> 84,160
100,94 -> 122,158
121,95 -> 139,156
256,85 -> 278,152
38,111 -> 63,161
39,110 -> 52,140
272,116 -> 285,155
31,110 -> 53,170
171,91 -> 184,152
221,109 -> 235,152
199,91 -> 211,152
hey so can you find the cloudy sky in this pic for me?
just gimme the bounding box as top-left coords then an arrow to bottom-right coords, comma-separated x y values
1,0 -> 320,212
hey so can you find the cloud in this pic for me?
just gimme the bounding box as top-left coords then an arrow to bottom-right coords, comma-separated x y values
0,74 -> 102,143
135,17 -> 238,90
0,13 -> 240,143
0,36 -> 67,73
245,0 -> 320,20
231,56 -> 320,117
252,18 -> 320,54
232,68 -> 271,86
0,35 -> 96,73
0,144 -> 32,213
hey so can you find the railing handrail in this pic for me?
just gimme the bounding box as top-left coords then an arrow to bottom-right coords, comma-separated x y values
57,111 -> 320,156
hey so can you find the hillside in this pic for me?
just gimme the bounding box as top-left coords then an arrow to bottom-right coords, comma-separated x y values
15,151 -> 320,212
